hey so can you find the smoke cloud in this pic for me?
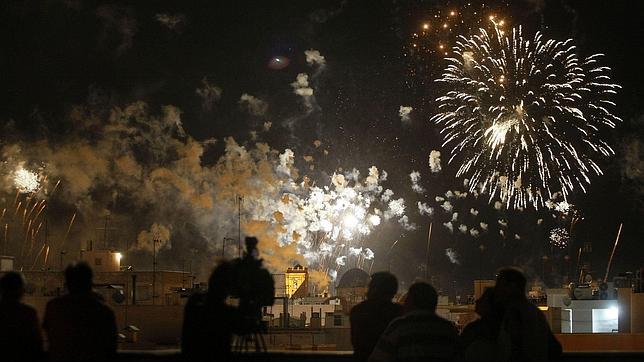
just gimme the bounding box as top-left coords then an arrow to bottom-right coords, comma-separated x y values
1,100 -> 415,290
399,106 -> 413,123
239,94 -> 268,116
305,49 -> 326,67
409,171 -> 425,193
429,150 -> 442,173
196,78 -> 222,112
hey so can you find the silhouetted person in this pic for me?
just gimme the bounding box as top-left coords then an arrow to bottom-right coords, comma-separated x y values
0,272 -> 44,362
182,261 -> 239,361
460,288 -> 503,362
43,262 -> 117,362
350,272 -> 403,362
494,267 -> 562,362
370,282 -> 459,362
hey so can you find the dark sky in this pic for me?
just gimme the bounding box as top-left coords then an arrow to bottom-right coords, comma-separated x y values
1,0 -> 642,291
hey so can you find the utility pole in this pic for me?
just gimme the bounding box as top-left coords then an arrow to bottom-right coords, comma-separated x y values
3,223 -> 7,255
59,250 -> 66,271
103,214 -> 109,249
152,238 -> 159,305
238,196 -> 243,258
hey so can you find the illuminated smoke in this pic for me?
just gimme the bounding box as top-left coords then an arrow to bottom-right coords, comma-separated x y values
418,202 -> 433,216
155,13 -> 186,31
381,189 -> 394,203
440,201 -> 453,212
290,73 -> 316,114
384,198 -> 406,220
239,94 -> 268,116
445,248 -> 460,264
398,215 -> 416,231
335,256 -> 347,266
196,77 -> 222,111
409,171 -> 425,193
429,150 -> 442,173
291,73 -> 313,97
399,106 -> 413,123
305,49 -> 326,66
134,223 -> 171,251
96,5 -> 137,55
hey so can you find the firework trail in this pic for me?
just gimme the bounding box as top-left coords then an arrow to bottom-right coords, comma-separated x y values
432,25 -> 621,209
59,212 -> 77,251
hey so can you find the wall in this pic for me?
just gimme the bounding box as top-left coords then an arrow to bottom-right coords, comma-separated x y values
555,333 -> 644,352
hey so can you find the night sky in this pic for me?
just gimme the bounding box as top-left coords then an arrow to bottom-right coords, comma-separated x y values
2,0 -> 642,293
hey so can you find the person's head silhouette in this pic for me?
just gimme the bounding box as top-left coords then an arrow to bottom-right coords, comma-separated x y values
0,272 -> 25,302
65,262 -> 94,294
244,236 -> 259,259
495,267 -> 527,304
367,272 -> 398,301
475,287 -> 495,318
404,282 -> 438,313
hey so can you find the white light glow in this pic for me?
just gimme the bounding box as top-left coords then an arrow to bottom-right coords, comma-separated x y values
343,213 -> 359,230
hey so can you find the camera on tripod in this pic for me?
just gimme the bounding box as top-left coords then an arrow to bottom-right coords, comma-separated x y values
230,237 -> 275,342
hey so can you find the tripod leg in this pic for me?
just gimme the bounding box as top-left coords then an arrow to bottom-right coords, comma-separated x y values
259,332 -> 267,352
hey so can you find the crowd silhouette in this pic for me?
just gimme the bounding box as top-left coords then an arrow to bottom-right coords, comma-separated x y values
0,237 -> 562,362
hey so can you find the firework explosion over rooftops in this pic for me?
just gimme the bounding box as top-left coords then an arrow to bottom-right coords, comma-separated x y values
1,0 -> 642,290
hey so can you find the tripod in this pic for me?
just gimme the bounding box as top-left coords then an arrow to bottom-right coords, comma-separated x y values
234,319 -> 268,353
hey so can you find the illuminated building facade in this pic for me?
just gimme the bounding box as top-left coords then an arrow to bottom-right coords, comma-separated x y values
285,264 -> 308,298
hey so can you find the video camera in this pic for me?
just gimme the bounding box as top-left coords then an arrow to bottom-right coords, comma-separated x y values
230,237 -> 275,335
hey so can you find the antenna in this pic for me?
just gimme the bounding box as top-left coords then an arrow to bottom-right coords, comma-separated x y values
604,223 -> 624,283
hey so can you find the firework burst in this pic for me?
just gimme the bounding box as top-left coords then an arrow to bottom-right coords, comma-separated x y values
549,227 -> 569,249
13,166 -> 40,194
432,25 -> 621,209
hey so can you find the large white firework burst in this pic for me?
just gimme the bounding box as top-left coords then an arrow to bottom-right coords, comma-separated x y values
432,25 -> 621,209
13,165 -> 40,193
